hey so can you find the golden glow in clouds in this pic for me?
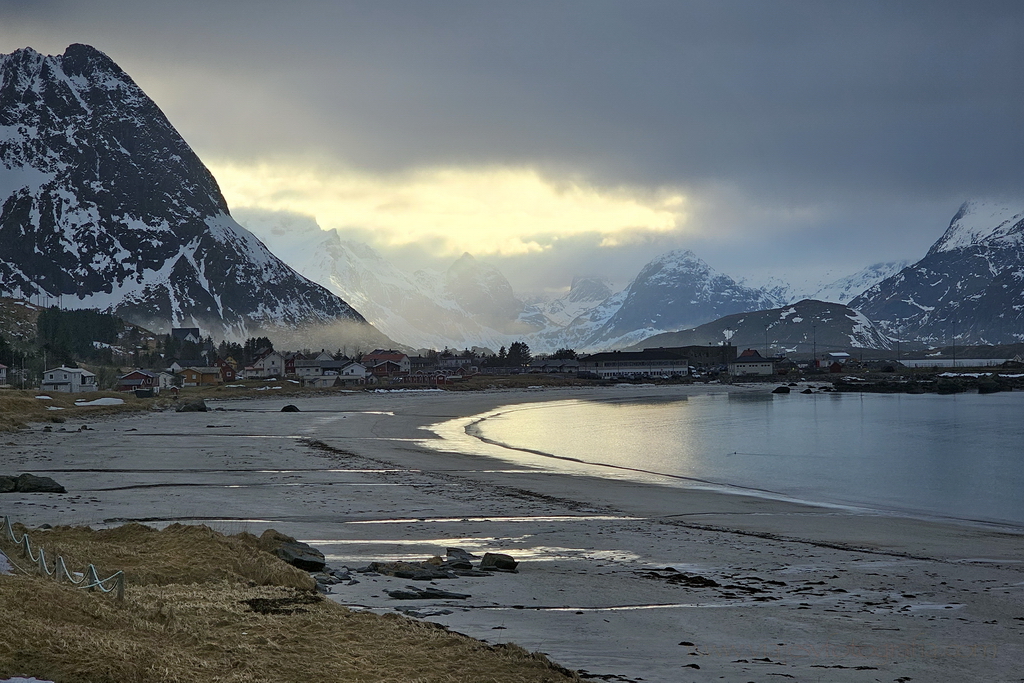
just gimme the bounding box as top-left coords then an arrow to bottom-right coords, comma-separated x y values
209,160 -> 688,256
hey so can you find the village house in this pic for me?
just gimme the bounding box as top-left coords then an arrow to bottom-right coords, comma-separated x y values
0,363 -> 7,388
369,360 -> 405,378
361,350 -> 411,374
116,369 -> 157,392
40,366 -> 98,393
214,357 -> 237,382
408,355 -> 438,372
250,350 -> 286,378
177,366 -> 222,387
528,358 -> 581,373
437,354 -> 475,370
728,349 -> 776,376
169,358 -> 209,374
171,327 -> 202,344
578,349 -> 690,378
292,351 -> 335,378
115,369 -> 177,395
313,360 -> 369,386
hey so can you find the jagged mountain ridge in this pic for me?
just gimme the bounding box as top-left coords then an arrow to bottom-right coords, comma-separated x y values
626,299 -> 892,353
803,261 -> 911,305
851,200 -> 1024,345
576,249 -> 784,349
0,44 -> 377,341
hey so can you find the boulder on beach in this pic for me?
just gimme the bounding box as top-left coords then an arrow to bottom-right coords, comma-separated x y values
175,399 -> 208,413
479,552 -> 518,572
258,529 -> 326,572
386,586 -> 471,600
0,473 -> 66,494
363,560 -> 454,580
281,404 -> 301,412
445,547 -> 479,569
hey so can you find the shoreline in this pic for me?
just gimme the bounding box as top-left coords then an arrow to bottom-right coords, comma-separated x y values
3,383 -> 1023,681
448,394 -> 1024,538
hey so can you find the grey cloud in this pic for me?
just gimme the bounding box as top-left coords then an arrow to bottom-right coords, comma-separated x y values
5,0 -> 1023,293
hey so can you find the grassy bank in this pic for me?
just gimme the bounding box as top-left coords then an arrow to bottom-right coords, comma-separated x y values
0,523 -> 578,683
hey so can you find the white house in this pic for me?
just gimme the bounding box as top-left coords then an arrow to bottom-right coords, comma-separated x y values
251,351 -> 286,378
304,360 -> 369,387
728,350 -> 776,376
293,351 -> 335,378
41,366 -> 98,393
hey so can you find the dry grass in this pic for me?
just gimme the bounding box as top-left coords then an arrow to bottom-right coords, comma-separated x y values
0,524 -> 579,683
9,523 -> 316,590
0,390 -> 166,432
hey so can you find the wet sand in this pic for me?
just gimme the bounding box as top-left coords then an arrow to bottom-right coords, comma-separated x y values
3,384 -> 1023,682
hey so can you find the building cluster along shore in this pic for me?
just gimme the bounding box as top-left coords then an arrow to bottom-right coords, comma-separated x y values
1,384 -> 1022,682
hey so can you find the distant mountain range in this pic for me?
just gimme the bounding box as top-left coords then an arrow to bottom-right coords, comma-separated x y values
244,200 -> 1024,353
0,44 -> 388,347
244,208 -> 794,352
3,44 -> 1023,354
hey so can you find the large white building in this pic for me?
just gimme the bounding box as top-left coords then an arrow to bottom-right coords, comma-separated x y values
579,349 -> 690,378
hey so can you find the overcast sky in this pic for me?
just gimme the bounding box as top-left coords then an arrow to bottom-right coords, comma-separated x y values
4,1 -> 1023,296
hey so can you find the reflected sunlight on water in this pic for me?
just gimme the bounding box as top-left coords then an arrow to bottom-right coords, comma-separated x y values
430,392 -> 1024,527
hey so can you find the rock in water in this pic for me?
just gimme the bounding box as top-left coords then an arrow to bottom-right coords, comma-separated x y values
771,386 -> 791,394
0,477 -> 16,493
281,404 -> 301,412
14,473 -> 66,493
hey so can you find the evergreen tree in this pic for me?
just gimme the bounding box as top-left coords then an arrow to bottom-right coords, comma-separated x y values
506,341 -> 532,367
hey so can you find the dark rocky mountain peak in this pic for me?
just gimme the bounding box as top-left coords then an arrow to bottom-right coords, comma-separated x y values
0,44 -> 378,341
851,200 -> 1024,345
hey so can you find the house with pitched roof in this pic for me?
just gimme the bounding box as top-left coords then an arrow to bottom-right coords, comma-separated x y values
41,366 -> 98,393
728,349 -> 776,376
361,350 -> 411,374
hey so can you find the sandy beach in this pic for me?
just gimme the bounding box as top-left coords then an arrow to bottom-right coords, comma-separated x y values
3,384 -> 1023,682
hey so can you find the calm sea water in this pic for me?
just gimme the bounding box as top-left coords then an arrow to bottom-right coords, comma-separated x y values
468,391 -> 1024,527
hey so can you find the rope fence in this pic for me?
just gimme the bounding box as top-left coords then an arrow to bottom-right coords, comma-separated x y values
1,515 -> 124,601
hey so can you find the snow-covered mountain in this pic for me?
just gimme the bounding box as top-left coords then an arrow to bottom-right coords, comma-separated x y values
805,261 -> 911,305
570,249 -> 783,350
536,276 -> 615,327
0,44 -> 381,343
627,299 -> 892,353
240,216 -> 788,353
851,200 -> 1024,345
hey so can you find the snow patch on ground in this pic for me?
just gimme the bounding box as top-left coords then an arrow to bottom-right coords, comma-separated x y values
74,397 -> 124,406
